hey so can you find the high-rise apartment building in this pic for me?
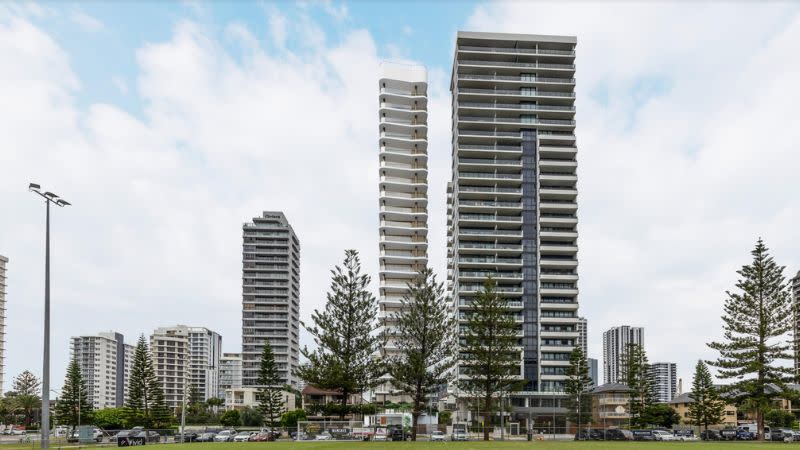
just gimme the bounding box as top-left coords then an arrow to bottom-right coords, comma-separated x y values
793,271 -> 800,374
0,255 -> 7,394
187,327 -> 222,401
447,31 -> 578,420
70,332 -> 134,408
150,326 -> 190,410
377,62 -> 429,400
602,325 -> 644,384
588,358 -> 599,388
577,317 -> 588,357
649,362 -> 677,403
242,212 -> 300,388
219,352 -> 243,393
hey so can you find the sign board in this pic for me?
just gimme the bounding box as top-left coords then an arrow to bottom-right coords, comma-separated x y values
79,426 -> 95,444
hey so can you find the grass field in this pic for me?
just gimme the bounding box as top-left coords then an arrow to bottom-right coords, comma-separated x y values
0,441 -> 787,450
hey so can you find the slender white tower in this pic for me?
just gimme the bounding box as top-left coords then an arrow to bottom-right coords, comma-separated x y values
377,62 -> 429,402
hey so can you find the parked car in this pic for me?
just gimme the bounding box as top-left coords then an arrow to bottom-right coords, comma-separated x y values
315,431 -> 332,440
736,430 -> 755,440
652,430 -> 674,441
214,429 -> 236,442
700,430 -> 721,441
632,430 -> 655,441
291,431 -> 309,441
68,428 -> 104,443
196,432 -> 216,442
673,430 -> 697,441
178,432 -> 199,442
772,428 -> 794,442
233,432 -> 253,442
451,430 -> 469,441
430,431 -> 446,442
390,428 -> 408,441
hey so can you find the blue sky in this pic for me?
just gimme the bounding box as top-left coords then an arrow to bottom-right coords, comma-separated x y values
2,1 -> 800,393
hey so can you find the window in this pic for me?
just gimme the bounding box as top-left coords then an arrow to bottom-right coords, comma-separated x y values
520,87 -> 535,96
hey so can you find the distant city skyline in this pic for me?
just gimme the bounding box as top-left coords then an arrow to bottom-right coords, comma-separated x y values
2,1 -> 799,391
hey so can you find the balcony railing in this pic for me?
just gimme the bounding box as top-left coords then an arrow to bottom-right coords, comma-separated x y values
459,158 -> 521,165
458,60 -> 575,70
460,200 -> 522,208
458,74 -> 575,83
459,88 -> 575,98
459,242 -> 522,250
459,144 -> 520,151
459,214 -> 522,222
460,116 -> 576,126
459,172 -> 522,180
459,130 -> 521,137
459,228 -> 523,236
458,45 -> 575,56
380,87 -> 426,96
460,101 -> 575,111
460,186 -> 521,194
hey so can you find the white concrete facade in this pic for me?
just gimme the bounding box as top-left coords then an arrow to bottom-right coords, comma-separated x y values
793,271 -> 800,375
602,325 -> 644,384
649,361 -> 677,403
377,62 -> 429,399
241,212 -> 300,389
0,255 -> 6,394
150,326 -> 190,411
577,317 -> 588,357
448,31 -> 579,408
187,327 -> 222,401
70,331 -> 133,409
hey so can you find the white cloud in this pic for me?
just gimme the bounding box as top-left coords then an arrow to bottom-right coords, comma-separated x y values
70,10 -> 104,32
111,75 -> 128,94
321,0 -> 348,21
266,7 -> 287,49
466,2 -> 800,384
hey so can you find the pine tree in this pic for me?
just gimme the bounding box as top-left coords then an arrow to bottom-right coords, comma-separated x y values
296,250 -> 381,417
707,239 -> 793,440
13,371 -> 41,396
125,335 -> 172,427
385,268 -> 456,441
55,358 -> 93,430
564,347 -> 593,431
622,343 -> 655,427
687,360 -> 725,433
257,342 -> 285,427
457,277 -> 523,441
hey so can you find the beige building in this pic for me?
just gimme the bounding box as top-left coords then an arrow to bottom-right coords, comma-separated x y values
590,383 -> 632,428
150,326 -> 190,411
71,332 -> 134,408
669,392 -> 737,428
224,386 -> 295,412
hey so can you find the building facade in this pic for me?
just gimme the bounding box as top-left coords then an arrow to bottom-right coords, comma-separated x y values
793,271 -> 800,375
224,387 -> 295,412
377,61 -> 429,401
219,352 -> 243,393
70,332 -> 134,409
447,31 -> 579,423
577,317 -> 588,357
0,255 -> 6,394
649,362 -> 677,403
588,358 -> 599,388
590,383 -> 632,428
187,327 -> 222,401
242,212 -> 300,388
602,325 -> 644,384
669,392 -> 737,428
150,326 -> 190,411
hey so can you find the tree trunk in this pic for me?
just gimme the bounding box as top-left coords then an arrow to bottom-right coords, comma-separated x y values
411,411 -> 419,441
483,395 -> 492,441
757,409 -> 764,441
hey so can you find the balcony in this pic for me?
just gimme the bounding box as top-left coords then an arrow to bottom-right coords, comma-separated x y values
458,60 -> 575,71
458,88 -> 575,98
460,256 -> 523,266
458,157 -> 522,167
457,45 -> 574,57
459,213 -> 521,224
458,228 -> 522,237
459,116 -> 576,127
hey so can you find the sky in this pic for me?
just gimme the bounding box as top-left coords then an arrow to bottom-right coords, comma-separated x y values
1,0 -> 800,394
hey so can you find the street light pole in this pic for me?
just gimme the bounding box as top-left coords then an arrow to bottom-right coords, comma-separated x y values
29,183 -> 70,450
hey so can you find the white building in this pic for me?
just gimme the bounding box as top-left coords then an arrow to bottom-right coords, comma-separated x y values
577,317 -> 588,357
377,61 -> 429,401
242,212 -> 300,388
70,332 -> 134,409
793,271 -> 800,375
150,326 -> 190,411
447,31 -> 579,418
224,386 -> 296,412
602,325 -> 644,384
219,352 -> 242,393
0,255 -> 7,393
187,327 -> 222,401
649,362 -> 677,403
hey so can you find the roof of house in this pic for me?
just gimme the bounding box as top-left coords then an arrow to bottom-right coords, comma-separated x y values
592,382 -> 632,394
301,385 -> 343,396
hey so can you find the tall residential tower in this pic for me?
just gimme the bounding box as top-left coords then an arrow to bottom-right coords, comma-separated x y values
0,255 -> 6,393
187,327 -> 222,401
377,62 -> 429,401
241,212 -> 300,388
792,271 -> 800,374
447,31 -> 579,423
70,332 -> 134,408
602,325 -> 644,384
649,362 -> 677,403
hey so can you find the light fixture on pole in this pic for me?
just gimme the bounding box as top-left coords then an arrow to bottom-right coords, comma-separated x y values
29,182 -> 70,450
